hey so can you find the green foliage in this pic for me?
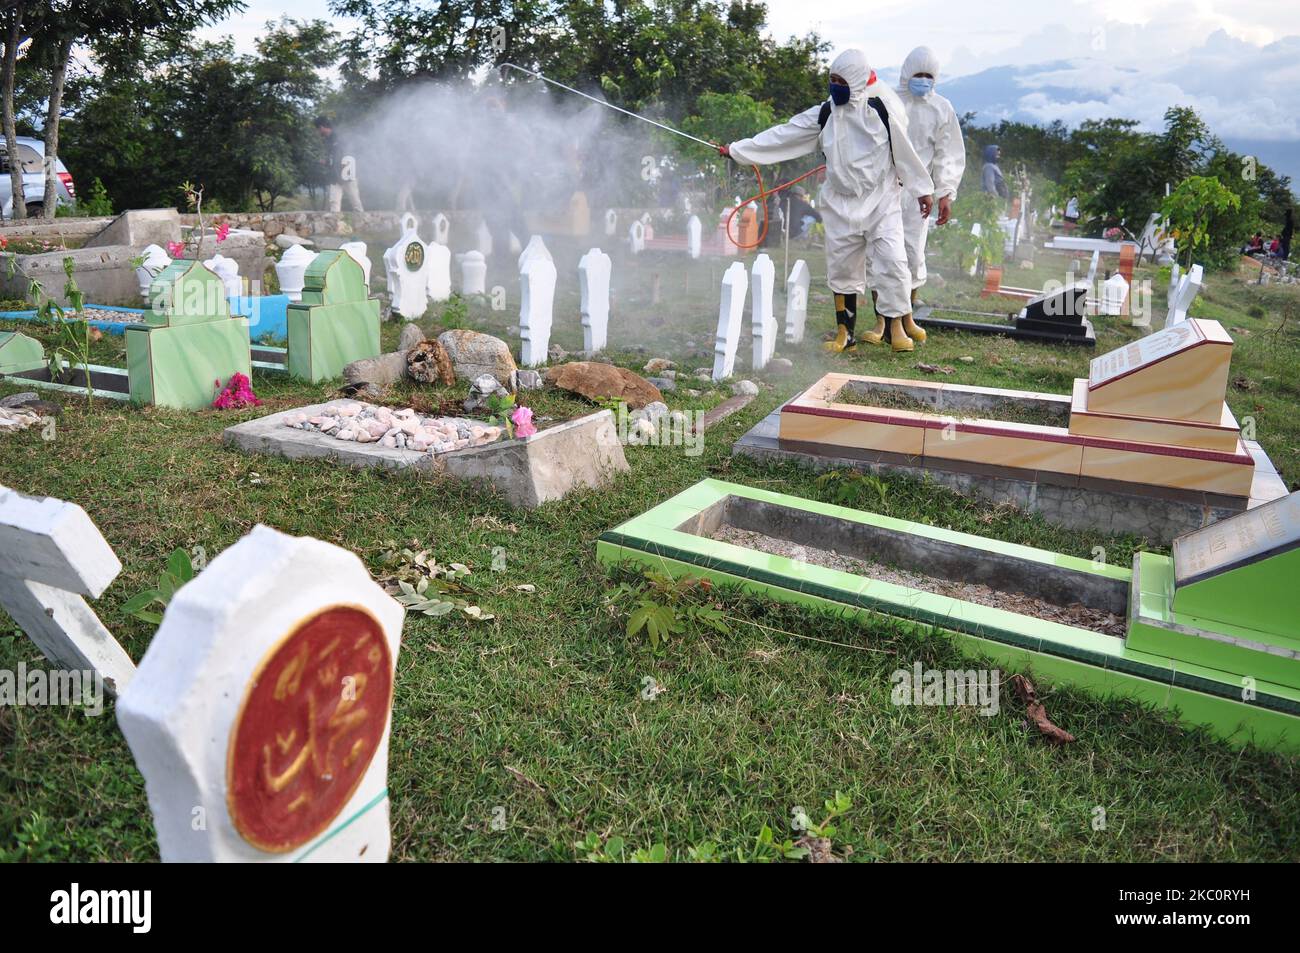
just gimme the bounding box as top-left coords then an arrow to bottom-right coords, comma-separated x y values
485,390 -> 516,439
62,17 -> 339,212
120,548 -> 196,626
815,469 -> 889,510
1160,175 -> 1242,269
66,177 -> 113,217
575,792 -> 854,863
607,569 -> 730,652
377,544 -> 494,622
575,833 -> 668,862
23,256 -> 95,405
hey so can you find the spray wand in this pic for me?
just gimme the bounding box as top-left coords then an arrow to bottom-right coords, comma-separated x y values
498,62 -> 824,249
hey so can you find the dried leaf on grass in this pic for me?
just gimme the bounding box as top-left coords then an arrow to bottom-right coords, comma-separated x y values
1010,674 -> 1075,745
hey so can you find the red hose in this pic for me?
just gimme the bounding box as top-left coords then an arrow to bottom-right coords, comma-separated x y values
724,163 -> 827,249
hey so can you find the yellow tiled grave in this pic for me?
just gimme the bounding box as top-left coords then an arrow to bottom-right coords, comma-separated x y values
1085,319 -> 1233,423
1067,379 -> 1241,452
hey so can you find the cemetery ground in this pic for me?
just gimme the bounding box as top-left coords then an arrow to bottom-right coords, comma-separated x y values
1,235 -> 1298,862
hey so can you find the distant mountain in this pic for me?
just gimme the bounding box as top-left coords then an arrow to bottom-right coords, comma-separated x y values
894,58 -> 1300,190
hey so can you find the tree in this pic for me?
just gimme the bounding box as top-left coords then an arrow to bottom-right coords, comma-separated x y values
61,18 -> 338,212
2,1 -> 25,218
18,1 -> 244,219
1160,175 -> 1241,269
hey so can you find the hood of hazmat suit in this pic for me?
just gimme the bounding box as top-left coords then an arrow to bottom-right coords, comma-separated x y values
726,48 -> 933,231
895,46 -> 965,200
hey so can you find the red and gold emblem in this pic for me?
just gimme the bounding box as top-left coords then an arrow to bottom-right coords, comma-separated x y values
227,605 -> 392,853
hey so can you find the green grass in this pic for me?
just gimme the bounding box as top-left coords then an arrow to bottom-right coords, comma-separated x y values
1,233 -> 1297,862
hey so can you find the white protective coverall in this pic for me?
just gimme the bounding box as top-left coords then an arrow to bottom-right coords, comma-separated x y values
727,49 -> 933,320
896,46 -> 965,291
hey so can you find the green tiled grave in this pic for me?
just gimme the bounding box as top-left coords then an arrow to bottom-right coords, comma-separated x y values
125,260 -> 251,409
597,479 -> 1300,753
287,250 -> 381,383
0,330 -> 45,374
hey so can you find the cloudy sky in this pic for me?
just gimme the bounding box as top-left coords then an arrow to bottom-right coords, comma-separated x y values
208,1 -> 1299,176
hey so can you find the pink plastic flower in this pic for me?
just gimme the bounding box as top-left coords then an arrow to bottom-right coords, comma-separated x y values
511,405 -> 536,438
215,221 -> 230,242
212,372 -> 262,410
167,240 -> 185,258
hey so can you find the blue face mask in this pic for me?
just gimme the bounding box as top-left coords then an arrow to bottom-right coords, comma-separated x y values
829,82 -> 851,106
908,77 -> 935,97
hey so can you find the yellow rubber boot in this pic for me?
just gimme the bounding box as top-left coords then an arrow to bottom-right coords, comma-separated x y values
860,315 -> 886,344
902,312 -> 927,343
824,323 -> 855,353
889,317 -> 914,352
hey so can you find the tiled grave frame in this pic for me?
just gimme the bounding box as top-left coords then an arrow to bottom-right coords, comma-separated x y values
287,250 -> 382,383
597,478 -> 1300,753
781,372 -> 1257,498
126,258 -> 252,409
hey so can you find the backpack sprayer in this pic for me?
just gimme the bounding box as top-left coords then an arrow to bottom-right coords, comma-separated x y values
499,62 -> 824,249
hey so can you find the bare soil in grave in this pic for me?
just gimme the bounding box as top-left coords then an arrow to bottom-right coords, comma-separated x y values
711,525 -> 1127,636
833,385 -> 1065,428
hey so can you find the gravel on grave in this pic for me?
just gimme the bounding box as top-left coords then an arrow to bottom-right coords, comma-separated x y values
81,308 -> 146,324
285,400 -> 503,454
711,526 -> 1127,636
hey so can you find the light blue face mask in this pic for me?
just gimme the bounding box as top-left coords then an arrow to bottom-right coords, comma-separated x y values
908,77 -> 935,97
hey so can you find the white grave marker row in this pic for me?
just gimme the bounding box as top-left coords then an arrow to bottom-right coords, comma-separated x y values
519,255 -> 557,367
579,247 -> 611,354
784,259 -> 810,344
750,253 -> 776,371
712,261 -> 748,381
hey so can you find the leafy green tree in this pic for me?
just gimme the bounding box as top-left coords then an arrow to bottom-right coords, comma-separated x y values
1160,175 -> 1241,269
61,18 -> 337,212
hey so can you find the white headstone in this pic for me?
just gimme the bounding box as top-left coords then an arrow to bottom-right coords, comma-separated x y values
382,214 -> 431,320
204,253 -> 242,298
750,253 -> 776,370
579,247 -> 612,354
712,261 -> 748,381
517,235 -> 552,273
0,485 -> 134,695
628,220 -> 645,255
460,250 -> 487,296
1085,249 -> 1101,288
784,259 -> 811,344
968,222 -> 982,277
116,525 -> 403,863
425,240 -> 451,303
475,219 -> 494,257
687,215 -> 702,259
1168,262 -> 1182,304
518,256 -> 557,367
1165,264 -> 1203,327
137,243 -> 171,302
604,209 -> 617,237
341,241 -> 372,287
275,244 -> 317,303
1100,273 -> 1130,316
431,212 -> 450,246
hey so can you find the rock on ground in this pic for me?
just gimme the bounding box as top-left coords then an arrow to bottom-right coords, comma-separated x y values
732,379 -> 759,396
406,340 -> 456,385
544,362 -> 664,409
438,329 -> 518,387
343,351 -> 409,389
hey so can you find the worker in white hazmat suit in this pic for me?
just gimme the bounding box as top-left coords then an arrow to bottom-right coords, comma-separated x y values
894,45 -> 965,316
721,49 -> 935,352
